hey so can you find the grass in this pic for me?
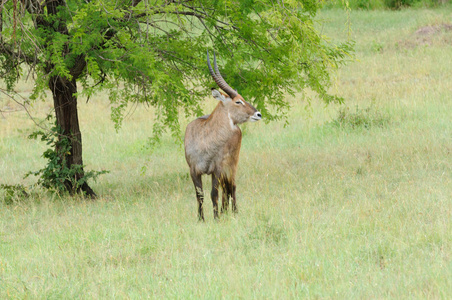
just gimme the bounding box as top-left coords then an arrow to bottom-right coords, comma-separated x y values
1,7 -> 452,299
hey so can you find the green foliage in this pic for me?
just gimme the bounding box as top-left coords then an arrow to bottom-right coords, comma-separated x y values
371,40 -> 384,53
1,0 -> 353,135
324,0 -> 449,9
330,105 -> 390,129
383,0 -> 449,9
25,122 -> 108,195
0,184 -> 28,205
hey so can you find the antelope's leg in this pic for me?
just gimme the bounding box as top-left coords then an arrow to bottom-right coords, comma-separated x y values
231,182 -> 238,214
211,173 -> 221,219
190,171 -> 204,221
221,178 -> 231,213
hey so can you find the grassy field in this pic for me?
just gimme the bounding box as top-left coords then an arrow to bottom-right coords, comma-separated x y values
1,7 -> 451,299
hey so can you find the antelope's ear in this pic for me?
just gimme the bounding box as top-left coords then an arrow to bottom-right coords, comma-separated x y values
211,89 -> 230,102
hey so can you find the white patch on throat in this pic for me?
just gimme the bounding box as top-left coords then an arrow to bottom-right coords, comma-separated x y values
228,112 -> 236,130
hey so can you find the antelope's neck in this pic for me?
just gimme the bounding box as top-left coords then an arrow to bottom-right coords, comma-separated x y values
208,103 -> 238,132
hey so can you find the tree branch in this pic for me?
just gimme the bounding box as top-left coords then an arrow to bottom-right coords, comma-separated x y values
0,87 -> 49,131
0,41 -> 38,65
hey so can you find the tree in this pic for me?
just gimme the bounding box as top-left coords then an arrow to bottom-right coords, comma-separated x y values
0,0 -> 352,197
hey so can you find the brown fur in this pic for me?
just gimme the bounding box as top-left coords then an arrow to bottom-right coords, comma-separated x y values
184,90 -> 261,220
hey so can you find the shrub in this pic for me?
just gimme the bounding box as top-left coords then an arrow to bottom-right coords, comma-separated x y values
323,0 -> 450,10
330,105 -> 390,129
0,184 -> 28,205
25,122 -> 108,196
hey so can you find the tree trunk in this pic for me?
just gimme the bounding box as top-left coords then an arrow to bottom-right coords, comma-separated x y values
49,75 -> 96,198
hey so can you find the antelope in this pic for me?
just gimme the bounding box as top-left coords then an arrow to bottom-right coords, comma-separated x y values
184,51 -> 262,221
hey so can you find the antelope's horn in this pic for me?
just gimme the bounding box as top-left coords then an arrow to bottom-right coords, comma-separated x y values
207,50 -> 238,98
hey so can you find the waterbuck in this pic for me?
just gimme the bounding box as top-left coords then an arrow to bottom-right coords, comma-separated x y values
184,51 -> 262,221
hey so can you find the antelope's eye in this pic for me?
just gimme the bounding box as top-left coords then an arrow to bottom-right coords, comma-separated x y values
235,101 -> 243,105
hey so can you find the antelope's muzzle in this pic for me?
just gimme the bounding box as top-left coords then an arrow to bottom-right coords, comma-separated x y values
251,111 -> 262,122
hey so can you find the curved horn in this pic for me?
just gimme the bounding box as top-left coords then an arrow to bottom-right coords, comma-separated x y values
207,50 -> 238,98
